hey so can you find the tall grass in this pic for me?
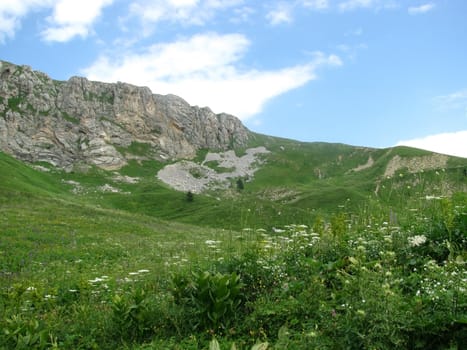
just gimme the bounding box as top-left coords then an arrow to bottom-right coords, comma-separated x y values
1,146 -> 466,348
1,179 -> 465,348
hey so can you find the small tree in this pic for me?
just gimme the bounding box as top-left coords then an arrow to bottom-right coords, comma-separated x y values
186,191 -> 194,202
236,178 -> 244,191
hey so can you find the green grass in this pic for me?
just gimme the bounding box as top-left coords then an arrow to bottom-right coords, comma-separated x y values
0,153 -> 67,198
0,136 -> 465,349
1,177 -> 465,348
7,96 -> 24,112
61,111 -> 79,124
203,160 -> 235,173
1,130 -> 465,232
116,141 -> 153,157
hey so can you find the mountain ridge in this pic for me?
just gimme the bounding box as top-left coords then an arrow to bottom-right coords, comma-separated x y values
1,59 -> 466,217
0,60 -> 249,170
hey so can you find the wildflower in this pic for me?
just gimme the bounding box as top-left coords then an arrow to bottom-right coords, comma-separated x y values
205,240 -> 221,245
88,276 -> 108,283
425,195 -> 441,200
89,278 -> 103,283
408,235 -> 427,247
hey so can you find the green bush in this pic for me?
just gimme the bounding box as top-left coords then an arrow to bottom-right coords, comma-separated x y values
171,271 -> 244,333
110,288 -> 152,342
1,314 -> 51,350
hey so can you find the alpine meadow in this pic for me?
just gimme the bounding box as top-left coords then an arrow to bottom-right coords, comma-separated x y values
0,61 -> 466,349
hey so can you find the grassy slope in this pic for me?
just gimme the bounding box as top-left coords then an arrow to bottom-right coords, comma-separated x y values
1,133 -> 466,231
1,141 -> 466,348
0,153 -> 246,288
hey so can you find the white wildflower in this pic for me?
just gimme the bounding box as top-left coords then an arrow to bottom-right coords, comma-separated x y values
205,240 -> 221,245
408,235 -> 427,247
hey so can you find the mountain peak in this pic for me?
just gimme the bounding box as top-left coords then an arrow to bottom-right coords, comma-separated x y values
0,60 -> 250,170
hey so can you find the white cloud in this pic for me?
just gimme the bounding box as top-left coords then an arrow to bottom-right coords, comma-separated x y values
41,0 -> 114,42
266,3 -> 294,25
266,0 -> 329,26
0,0 -> 52,43
0,0 -> 114,43
230,6 -> 255,23
128,0 -> 243,28
301,0 -> 329,10
336,42 -> 367,60
408,3 -> 435,15
338,0 -> 398,12
434,89 -> 467,111
396,130 -> 467,158
339,0 -> 374,11
82,32 -> 342,120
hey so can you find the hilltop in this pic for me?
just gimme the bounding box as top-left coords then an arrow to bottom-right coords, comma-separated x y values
0,59 -> 466,230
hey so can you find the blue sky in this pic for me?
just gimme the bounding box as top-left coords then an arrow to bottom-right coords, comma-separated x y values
1,0 -> 466,157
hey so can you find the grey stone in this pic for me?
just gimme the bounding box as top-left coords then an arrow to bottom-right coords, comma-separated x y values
0,60 -> 250,169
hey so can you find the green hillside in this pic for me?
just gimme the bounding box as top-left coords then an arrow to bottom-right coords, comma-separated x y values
1,134 -> 466,230
1,139 -> 466,349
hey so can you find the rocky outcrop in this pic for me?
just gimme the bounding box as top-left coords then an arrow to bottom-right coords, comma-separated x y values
384,154 -> 449,178
0,60 -> 250,170
157,147 -> 270,193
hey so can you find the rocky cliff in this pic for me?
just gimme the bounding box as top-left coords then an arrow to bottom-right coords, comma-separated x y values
0,60 -> 250,170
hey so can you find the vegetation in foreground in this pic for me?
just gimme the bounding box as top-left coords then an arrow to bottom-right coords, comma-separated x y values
1,145 -> 466,349
1,185 -> 465,349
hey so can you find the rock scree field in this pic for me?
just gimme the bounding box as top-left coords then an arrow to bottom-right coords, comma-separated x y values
0,61 -> 466,349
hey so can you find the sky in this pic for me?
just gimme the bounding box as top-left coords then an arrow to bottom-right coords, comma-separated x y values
1,0 -> 466,158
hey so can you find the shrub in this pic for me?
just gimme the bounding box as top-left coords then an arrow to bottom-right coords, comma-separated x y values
171,271 -> 244,333
110,288 -> 152,342
1,314 -> 51,350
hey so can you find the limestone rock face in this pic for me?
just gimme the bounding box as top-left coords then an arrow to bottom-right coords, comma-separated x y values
0,61 -> 250,170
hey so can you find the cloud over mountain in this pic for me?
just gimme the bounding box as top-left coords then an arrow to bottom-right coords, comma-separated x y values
83,33 -> 342,119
